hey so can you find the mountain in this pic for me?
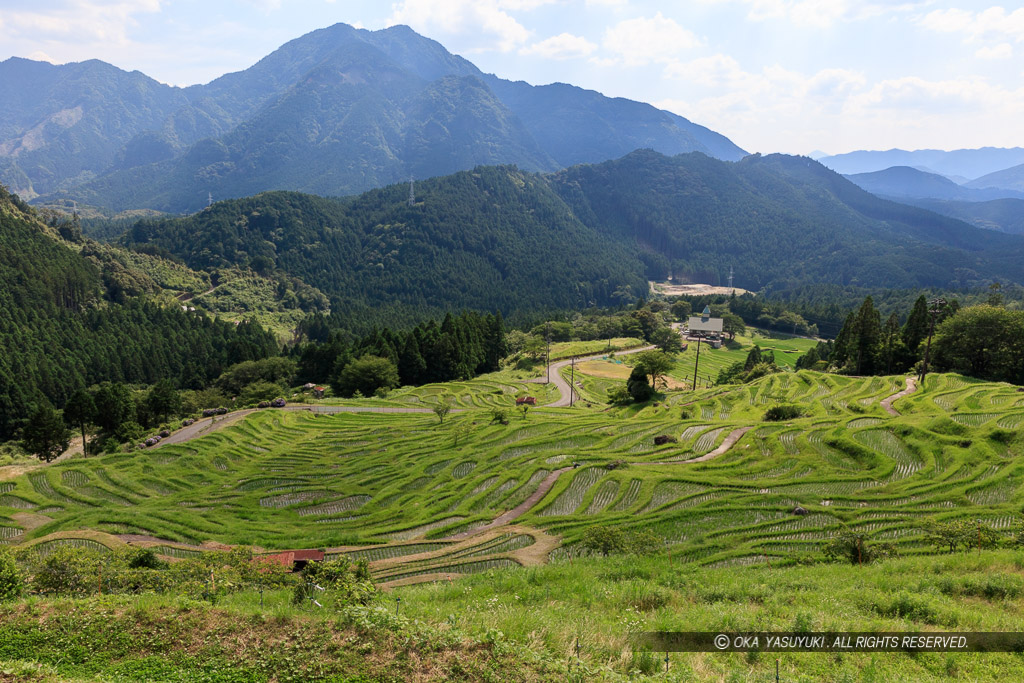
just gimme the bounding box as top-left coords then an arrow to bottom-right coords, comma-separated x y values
120,152 -> 1024,320
846,166 -> 1024,202
967,163 -> 1024,193
1,23 -> 745,213
893,197 -> 1024,236
818,147 -> 1024,180
548,150 -> 1024,291
120,166 -> 649,327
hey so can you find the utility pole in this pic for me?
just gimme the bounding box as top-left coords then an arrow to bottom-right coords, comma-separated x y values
545,322 -> 551,384
691,335 -> 702,392
569,357 -> 575,407
918,297 -> 946,388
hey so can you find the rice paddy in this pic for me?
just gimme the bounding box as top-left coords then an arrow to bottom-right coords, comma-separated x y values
1,368 -> 1022,584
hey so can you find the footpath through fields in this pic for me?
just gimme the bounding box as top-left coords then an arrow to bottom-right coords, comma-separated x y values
881,377 -> 918,416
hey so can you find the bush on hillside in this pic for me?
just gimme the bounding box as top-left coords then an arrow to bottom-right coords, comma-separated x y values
292,558 -> 376,608
763,404 -> 803,421
823,530 -> 897,565
581,527 -> 662,557
0,550 -> 22,601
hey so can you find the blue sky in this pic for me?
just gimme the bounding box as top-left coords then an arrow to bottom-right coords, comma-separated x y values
1,1 -> 1022,155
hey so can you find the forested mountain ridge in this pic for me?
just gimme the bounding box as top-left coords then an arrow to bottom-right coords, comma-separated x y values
121,166 -> 649,329
0,185 -> 278,441
117,151 -> 1024,329
549,150 -> 1024,290
1,23 -> 745,212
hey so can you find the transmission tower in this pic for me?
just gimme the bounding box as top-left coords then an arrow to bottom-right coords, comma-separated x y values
408,177 -> 415,206
207,191 -> 213,208
728,266 -> 734,290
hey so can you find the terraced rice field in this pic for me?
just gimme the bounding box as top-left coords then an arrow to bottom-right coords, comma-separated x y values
2,370 -> 1023,581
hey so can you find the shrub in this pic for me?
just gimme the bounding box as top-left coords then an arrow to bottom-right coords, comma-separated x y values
763,404 -> 803,421
490,408 -> 509,425
0,550 -> 22,601
293,558 -> 377,608
823,530 -> 897,565
581,527 -> 662,557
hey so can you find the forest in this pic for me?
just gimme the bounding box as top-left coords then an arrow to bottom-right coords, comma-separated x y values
0,186 -> 277,442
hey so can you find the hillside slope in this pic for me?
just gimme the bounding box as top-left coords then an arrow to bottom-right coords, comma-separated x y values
121,167 -> 649,327
549,151 -> 1024,291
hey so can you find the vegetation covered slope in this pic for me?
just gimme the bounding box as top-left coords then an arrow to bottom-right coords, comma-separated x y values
122,167 -> 648,328
117,152 -> 1024,334
0,186 -> 277,440
550,150 -> 1024,290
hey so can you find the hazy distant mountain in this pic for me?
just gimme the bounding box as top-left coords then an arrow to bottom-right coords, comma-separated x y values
819,147 -> 1024,180
899,197 -> 1024,236
846,166 -> 1024,202
967,163 -> 1024,193
0,23 -> 745,212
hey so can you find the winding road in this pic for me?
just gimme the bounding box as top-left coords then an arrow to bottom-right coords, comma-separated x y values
535,345 -> 655,407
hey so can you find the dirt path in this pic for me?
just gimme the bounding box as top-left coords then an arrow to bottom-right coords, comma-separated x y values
447,467 -> 572,540
881,377 -> 917,416
535,345 -> 655,407
637,427 -> 753,465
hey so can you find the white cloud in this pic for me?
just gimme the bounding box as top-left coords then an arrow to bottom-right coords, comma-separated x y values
388,0 -> 532,52
976,42 -> 1013,59
919,6 -> 1024,43
602,12 -> 703,66
520,33 -> 597,59
0,0 -> 162,47
586,0 -> 629,5
26,50 -> 60,64
699,0 -> 925,28
654,52 -> 1024,154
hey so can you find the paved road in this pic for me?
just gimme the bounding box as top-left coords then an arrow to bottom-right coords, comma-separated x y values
535,345 -> 655,407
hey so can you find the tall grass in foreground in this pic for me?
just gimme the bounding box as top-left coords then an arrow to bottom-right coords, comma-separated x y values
395,548 -> 1024,681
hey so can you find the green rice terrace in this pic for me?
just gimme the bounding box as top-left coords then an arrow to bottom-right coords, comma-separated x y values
2,362 -> 1023,586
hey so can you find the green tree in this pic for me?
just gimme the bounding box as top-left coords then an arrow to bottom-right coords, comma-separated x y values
670,299 -> 692,321
852,296 -> 881,375
93,382 -> 135,434
626,365 -> 655,402
22,403 -> 70,463
635,350 -> 674,390
901,295 -> 929,359
721,313 -> 746,340
333,355 -> 400,398
433,395 -> 453,424
651,326 -> 684,354
63,388 -> 95,455
824,530 -> 897,565
145,379 -> 181,424
931,306 -> 1024,384
881,312 -> 904,375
